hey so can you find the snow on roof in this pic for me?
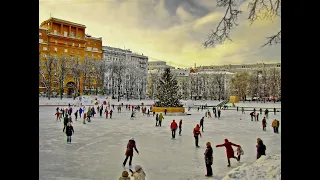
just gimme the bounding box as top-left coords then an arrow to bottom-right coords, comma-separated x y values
192,71 -> 235,75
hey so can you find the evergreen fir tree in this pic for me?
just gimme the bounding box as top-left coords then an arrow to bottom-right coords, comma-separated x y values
155,68 -> 182,107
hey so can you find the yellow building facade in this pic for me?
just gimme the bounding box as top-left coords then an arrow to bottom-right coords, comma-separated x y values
39,17 -> 103,97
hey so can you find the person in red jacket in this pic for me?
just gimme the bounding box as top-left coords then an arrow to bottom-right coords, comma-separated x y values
109,109 -> 113,119
193,124 -> 202,147
216,139 -> 240,167
170,120 -> 178,138
105,109 -> 109,119
123,138 -> 139,168
179,119 -> 182,136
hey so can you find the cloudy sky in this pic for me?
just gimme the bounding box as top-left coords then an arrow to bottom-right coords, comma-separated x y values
39,0 -> 281,68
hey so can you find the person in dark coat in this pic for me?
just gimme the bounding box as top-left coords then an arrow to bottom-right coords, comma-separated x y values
164,108 -> 167,115
63,115 -> 69,132
262,117 -> 267,131
265,109 -> 269,119
74,110 -> 78,121
79,107 -> 83,118
65,122 -> 74,144
217,109 -> 221,119
178,119 -> 182,136
123,138 -> 139,167
110,110 -> 113,119
256,139 -> 266,159
216,139 -> 240,167
199,117 -> 204,132
250,112 -> 254,121
204,142 -> 213,177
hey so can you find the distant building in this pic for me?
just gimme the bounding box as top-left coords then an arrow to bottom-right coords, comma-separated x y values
148,61 -> 175,70
196,63 -> 281,74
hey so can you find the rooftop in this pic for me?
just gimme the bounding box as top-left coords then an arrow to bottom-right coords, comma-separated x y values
41,17 -> 86,28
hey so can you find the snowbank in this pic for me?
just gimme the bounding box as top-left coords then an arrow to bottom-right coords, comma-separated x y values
222,154 -> 281,180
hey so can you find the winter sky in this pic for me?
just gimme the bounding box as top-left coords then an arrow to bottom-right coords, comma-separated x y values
39,0 -> 281,68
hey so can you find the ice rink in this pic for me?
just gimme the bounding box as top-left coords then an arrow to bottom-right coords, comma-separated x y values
39,102 -> 281,180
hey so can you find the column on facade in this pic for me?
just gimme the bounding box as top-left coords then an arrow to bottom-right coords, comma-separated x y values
69,25 -> 71,37
60,23 -> 63,35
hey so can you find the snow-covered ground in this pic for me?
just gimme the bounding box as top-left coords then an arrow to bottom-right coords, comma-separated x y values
39,102 -> 281,180
222,154 -> 281,180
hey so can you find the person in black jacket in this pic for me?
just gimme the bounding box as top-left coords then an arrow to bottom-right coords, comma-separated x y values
257,140 -> 266,159
63,115 -> 69,132
199,117 -> 204,132
204,142 -> 213,177
65,122 -> 74,144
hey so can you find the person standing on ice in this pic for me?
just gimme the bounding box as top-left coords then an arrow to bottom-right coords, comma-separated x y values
55,111 -> 60,121
65,122 -> 74,144
87,109 -> 91,122
236,146 -> 244,161
204,142 -> 213,177
63,115 -> 69,132
110,109 -> 113,119
193,124 -> 202,147
74,110 -> 78,121
83,112 -> 86,124
164,108 -> 167,115
265,109 -> 269,119
250,112 -> 254,121
61,108 -> 65,118
256,112 -> 259,121
260,108 -> 262,115
241,107 -> 245,114
99,105 -> 103,117
105,109 -> 109,119
158,113 -> 164,127
216,139 -> 240,167
217,109 -> 221,119
262,117 -> 267,131
155,113 -> 159,126
123,138 -> 139,168
79,107 -> 83,118
179,119 -> 182,135
170,120 -> 178,138
199,117 -> 204,132
256,139 -> 266,159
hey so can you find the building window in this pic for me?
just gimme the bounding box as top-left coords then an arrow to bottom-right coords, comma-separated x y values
64,31 -> 68,37
70,32 -> 74,37
54,47 -> 58,52
78,51 -> 80,55
43,54 -> 47,58
39,39 -> 43,43
43,47 -> 47,51
71,50 -> 74,54
64,49 -> 68,53
72,43 -> 74,46
53,30 -> 57,35
39,32 -> 42,36
65,42 -> 68,45
79,44 -> 81,47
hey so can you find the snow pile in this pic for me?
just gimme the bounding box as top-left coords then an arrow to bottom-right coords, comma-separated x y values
222,154 -> 281,180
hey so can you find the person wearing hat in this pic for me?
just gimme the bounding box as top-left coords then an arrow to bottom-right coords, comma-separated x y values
131,165 -> 146,180
123,138 -> 139,167
193,124 -> 202,147
170,120 -> 178,138
204,142 -> 213,177
216,139 -> 240,167
119,171 -> 131,180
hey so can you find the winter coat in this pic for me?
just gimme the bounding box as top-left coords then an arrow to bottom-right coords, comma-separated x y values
110,110 -> 113,115
118,177 -> 131,180
132,169 -> 146,180
125,140 -> 139,156
257,140 -> 266,159
276,120 -> 280,127
87,111 -> 91,117
200,118 -> 204,125
158,114 -> 164,121
216,140 -> 239,158
84,113 -> 87,118
170,121 -> 178,130
63,117 -> 69,125
272,120 -> 277,127
156,114 -> 159,121
262,118 -> 267,126
66,125 -> 74,136
179,120 -> 182,128
193,126 -> 202,137
79,108 -> 83,114
204,146 -> 213,165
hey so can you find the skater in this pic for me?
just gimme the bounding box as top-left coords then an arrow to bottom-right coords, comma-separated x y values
74,110 -> 78,121
55,111 -> 60,121
179,119 -> 182,135
79,107 -> 83,118
61,108 -> 65,117
276,119 -> 280,133
170,120 -> 178,138
274,108 -> 276,115
216,139 -> 240,167
204,142 -> 213,177
155,113 -> 159,126
83,112 -> 86,124
99,107 -> 103,117
256,139 -> 266,159
256,112 -> 259,121
119,171 -> 131,180
241,107 -> 245,114
164,108 -> 167,115
265,109 -> 269,119
262,117 -> 267,131
63,115 -> 69,132
208,111 -> 212,118
217,109 -> 221,119
237,106 -> 239,112
131,165 -> 146,180
236,146 -> 244,161
105,109 -> 109,119
199,117 -> 204,132
123,138 -> 139,167
87,109 -> 91,122
158,113 -> 164,127
250,112 -> 254,121
147,109 -> 150,116
153,111 -> 155,116
272,119 -> 279,133
130,111 -> 135,120
110,109 -> 113,119
65,122 -> 74,144
97,106 -> 100,114
193,124 -> 202,147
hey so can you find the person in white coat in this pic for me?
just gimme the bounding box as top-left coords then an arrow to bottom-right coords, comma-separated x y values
131,165 -> 146,180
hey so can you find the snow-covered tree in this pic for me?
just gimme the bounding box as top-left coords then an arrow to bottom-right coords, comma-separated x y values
268,68 -> 281,101
155,68 -> 182,107
147,72 -> 159,99
180,78 -> 189,100
81,55 -> 93,95
93,60 -> 107,95
69,57 -> 81,96
230,72 -> 250,100
248,70 -> 260,100
39,54 -> 56,99
260,68 -> 269,102
215,73 -> 225,101
53,54 -> 68,99
208,75 -> 216,100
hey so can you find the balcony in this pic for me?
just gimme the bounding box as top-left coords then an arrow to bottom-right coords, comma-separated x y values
47,32 -> 86,42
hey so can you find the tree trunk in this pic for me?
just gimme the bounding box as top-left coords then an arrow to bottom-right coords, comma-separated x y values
60,83 -> 63,100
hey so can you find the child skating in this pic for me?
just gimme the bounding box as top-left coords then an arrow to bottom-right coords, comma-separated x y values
65,122 -> 74,144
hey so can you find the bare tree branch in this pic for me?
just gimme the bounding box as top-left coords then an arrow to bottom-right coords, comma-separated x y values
262,30 -> 281,47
